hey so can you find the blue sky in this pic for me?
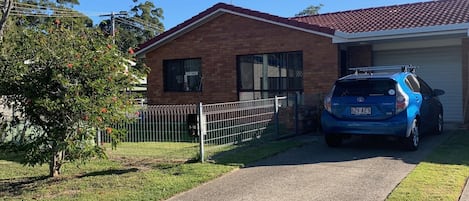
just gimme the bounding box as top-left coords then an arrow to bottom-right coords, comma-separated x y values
75,0 -> 426,30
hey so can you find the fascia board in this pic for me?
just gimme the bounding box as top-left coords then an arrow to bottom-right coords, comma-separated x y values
333,23 -> 469,43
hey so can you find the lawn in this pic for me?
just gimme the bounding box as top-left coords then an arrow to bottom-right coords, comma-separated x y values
387,130 -> 469,201
0,139 -> 303,201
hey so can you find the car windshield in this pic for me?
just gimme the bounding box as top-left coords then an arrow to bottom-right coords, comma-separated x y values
333,79 -> 396,97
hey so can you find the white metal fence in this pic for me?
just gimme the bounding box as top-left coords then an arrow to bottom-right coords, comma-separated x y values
100,104 -> 197,143
99,97 -> 290,160
202,97 -> 287,145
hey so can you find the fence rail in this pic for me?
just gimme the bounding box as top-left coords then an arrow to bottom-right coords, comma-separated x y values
99,97 -> 291,162
101,97 -> 288,141
100,104 -> 197,143
202,97 -> 286,146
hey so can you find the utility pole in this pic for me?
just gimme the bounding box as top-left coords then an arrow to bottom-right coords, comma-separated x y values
99,11 -> 127,44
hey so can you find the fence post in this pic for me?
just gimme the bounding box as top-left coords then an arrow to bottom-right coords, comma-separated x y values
274,96 -> 279,136
198,102 -> 205,163
96,128 -> 101,146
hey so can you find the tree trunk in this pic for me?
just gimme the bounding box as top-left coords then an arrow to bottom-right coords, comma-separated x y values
49,150 -> 63,177
0,0 -> 14,42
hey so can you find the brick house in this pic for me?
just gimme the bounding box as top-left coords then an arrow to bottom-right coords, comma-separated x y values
136,0 -> 469,124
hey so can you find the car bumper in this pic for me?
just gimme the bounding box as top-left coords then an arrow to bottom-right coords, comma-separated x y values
321,111 -> 408,137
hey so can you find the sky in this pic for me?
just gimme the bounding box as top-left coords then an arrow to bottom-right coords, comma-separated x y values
74,0 -> 427,30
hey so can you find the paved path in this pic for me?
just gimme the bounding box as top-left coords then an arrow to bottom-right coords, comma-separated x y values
461,179 -> 469,201
168,132 -> 451,201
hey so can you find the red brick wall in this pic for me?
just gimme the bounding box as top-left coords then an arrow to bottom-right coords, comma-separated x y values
145,13 -> 339,105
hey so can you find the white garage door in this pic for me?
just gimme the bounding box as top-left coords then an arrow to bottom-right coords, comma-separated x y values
374,46 -> 462,122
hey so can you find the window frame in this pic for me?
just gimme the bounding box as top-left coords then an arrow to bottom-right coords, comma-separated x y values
405,74 -> 421,93
236,51 -> 303,100
163,58 -> 202,92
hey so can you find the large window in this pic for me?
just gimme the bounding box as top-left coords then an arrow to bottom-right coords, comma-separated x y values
163,58 -> 202,92
237,51 -> 303,101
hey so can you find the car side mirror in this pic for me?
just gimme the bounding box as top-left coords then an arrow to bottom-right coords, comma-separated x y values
433,89 -> 445,96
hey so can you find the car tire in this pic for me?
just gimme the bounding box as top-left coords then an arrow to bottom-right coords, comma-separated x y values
434,113 -> 443,135
325,134 -> 342,147
405,119 -> 419,151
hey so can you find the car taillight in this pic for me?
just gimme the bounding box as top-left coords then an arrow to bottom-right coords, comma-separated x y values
324,95 -> 332,113
396,85 -> 408,114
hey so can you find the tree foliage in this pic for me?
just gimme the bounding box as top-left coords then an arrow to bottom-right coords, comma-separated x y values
99,0 -> 164,52
295,4 -> 323,17
12,0 -> 92,28
0,0 -> 14,42
0,22 -> 148,177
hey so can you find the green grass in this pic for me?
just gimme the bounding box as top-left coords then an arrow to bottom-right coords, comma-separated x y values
104,142 -> 199,161
0,138 -> 304,201
387,130 -> 469,201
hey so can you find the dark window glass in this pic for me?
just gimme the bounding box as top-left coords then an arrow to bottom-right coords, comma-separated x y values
333,79 -> 396,97
163,58 -> 202,92
417,77 -> 433,96
237,51 -> 303,100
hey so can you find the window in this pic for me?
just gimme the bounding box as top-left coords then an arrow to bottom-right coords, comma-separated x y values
417,77 -> 433,96
333,79 -> 396,97
163,58 -> 202,92
405,75 -> 420,92
237,51 -> 303,102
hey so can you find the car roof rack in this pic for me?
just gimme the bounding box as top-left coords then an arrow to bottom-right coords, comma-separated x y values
349,65 -> 417,75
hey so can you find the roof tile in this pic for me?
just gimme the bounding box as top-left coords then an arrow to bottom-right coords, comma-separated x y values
292,0 -> 469,33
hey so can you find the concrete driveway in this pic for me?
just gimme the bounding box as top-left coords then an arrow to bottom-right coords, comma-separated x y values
167,131 -> 451,201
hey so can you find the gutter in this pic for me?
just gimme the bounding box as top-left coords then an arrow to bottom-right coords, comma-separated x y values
333,23 -> 469,43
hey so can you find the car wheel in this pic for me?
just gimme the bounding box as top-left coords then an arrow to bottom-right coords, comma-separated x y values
405,119 -> 419,151
325,134 -> 342,147
434,113 -> 443,135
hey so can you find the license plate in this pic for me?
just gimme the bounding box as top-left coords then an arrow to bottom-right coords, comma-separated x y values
351,107 -> 371,115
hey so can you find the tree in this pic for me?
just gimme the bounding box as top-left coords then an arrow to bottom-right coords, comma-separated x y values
0,22 -> 148,177
295,4 -> 323,17
2,0 -> 92,44
0,0 -> 14,42
12,0 -> 92,28
99,0 -> 164,52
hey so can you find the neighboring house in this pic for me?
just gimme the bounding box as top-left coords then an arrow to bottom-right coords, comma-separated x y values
136,0 -> 469,123
123,58 -> 148,104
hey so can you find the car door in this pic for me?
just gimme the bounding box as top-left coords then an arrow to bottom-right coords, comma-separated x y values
417,77 -> 440,134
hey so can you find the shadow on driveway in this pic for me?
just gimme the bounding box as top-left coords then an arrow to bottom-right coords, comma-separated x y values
248,130 -> 452,168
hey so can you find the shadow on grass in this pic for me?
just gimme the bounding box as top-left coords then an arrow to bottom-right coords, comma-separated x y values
0,150 -> 25,164
0,168 -> 140,198
0,175 -> 49,197
422,130 -> 469,166
77,168 -> 139,178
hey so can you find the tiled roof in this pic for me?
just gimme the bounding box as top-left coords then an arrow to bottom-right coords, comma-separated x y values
292,0 -> 469,33
137,0 -> 469,55
137,3 -> 334,55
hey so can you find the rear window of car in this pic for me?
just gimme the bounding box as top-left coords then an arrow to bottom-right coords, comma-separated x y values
333,79 -> 396,97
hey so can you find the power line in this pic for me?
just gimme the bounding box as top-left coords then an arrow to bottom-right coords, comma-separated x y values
99,11 -> 128,43
6,1 -> 164,33
115,17 -> 162,32
125,16 -> 163,31
7,2 -> 108,18
9,2 -> 88,18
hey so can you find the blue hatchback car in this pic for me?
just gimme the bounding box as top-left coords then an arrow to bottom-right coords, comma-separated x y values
321,65 -> 445,150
